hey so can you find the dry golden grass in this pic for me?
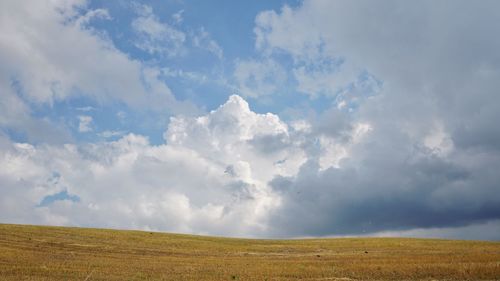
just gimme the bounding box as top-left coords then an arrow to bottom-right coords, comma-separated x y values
0,223 -> 499,280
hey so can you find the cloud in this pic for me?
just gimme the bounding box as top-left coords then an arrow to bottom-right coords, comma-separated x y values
253,0 -> 500,238
75,8 -> 111,26
75,106 -> 96,112
1,0 -> 499,240
172,10 -> 184,24
0,96 -> 306,236
0,0 -> 195,116
77,115 -> 93,133
0,0 -> 201,152
98,130 -> 127,139
131,4 -> 186,57
164,95 -> 306,181
0,76 -> 73,144
191,27 -> 223,59
1,92 -> 500,239
233,59 -> 286,98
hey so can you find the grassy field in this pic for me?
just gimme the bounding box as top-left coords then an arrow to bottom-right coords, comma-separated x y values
0,224 -> 499,280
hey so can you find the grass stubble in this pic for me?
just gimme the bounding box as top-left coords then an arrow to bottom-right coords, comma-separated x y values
0,224 -> 499,280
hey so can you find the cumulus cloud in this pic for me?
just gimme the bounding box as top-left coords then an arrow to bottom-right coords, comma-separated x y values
2,91 -> 500,239
0,0 -> 139,105
1,0 -> 499,240
253,0 -> 500,238
0,0 -> 196,142
165,95 -> 307,180
0,96 -> 312,236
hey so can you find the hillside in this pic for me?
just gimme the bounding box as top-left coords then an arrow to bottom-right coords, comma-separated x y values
0,224 -> 499,280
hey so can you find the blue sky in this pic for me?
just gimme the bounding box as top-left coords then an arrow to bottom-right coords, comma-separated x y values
1,0 -> 500,240
17,0 -> 326,145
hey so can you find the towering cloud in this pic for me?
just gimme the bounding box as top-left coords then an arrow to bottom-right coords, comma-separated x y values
0,96 -> 304,236
1,0 -> 499,239
254,0 -> 500,238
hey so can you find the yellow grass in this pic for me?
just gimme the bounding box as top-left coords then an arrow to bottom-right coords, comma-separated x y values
0,224 -> 499,280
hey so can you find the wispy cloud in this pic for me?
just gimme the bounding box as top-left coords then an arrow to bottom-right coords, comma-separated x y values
77,115 -> 93,133
233,59 -> 286,98
131,4 -> 186,57
191,27 -> 223,59
98,130 -> 127,138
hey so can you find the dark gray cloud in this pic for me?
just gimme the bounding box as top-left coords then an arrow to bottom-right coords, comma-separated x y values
269,139 -> 500,236
257,0 -> 500,238
1,0 -> 499,240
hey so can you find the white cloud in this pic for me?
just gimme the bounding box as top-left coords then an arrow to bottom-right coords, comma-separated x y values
75,106 -> 96,112
318,122 -> 371,171
161,67 -> 208,83
254,4 -> 323,62
254,4 -> 384,100
292,60 -> 360,98
2,91 -> 499,239
165,95 -> 306,181
0,96 -> 319,237
98,130 -> 126,139
172,10 -> 184,24
233,59 -> 286,98
2,0 -> 500,240
0,76 -> 72,144
75,8 -> 111,27
423,122 -> 453,156
77,115 -> 93,133
0,0 -> 194,118
191,27 -> 223,59
132,4 -> 186,57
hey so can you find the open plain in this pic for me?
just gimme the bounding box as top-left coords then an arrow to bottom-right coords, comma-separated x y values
0,224 -> 499,280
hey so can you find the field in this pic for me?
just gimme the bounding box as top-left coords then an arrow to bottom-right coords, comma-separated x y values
0,224 -> 499,280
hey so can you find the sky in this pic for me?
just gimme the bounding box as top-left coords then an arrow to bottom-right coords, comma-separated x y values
1,0 -> 500,240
